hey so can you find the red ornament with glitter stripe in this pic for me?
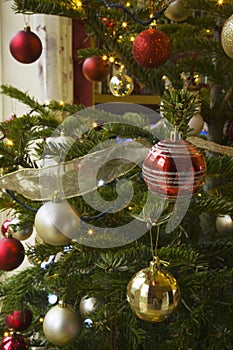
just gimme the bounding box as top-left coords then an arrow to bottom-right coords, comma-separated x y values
142,139 -> 206,200
132,28 -> 171,68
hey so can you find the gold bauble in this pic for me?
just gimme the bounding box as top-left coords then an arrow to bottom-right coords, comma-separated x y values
34,200 -> 80,246
165,0 -> 189,22
127,260 -> 180,322
43,303 -> 82,346
221,14 -> 233,59
109,73 -> 134,97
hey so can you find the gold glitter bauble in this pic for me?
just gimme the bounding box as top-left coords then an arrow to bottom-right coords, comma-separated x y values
127,260 -> 180,322
221,14 -> 233,59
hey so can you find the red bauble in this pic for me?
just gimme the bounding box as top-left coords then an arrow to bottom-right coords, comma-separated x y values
0,237 -> 24,271
5,308 -> 33,331
0,334 -> 29,350
82,56 -> 110,82
142,139 -> 206,200
132,28 -> 171,68
9,26 -> 42,64
1,219 -> 11,236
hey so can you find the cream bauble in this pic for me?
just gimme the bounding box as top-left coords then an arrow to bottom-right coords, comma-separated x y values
221,14 -> 233,59
34,200 -> 80,246
216,215 -> 233,236
165,0 -> 189,22
187,113 -> 204,136
79,296 -> 105,317
43,303 -> 82,346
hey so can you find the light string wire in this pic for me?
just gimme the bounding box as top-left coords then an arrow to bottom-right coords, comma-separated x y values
100,0 -> 168,26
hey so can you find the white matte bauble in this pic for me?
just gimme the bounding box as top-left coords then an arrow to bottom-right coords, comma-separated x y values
34,201 -> 80,246
165,0 -> 189,22
187,113 -> 204,136
216,215 -> 233,236
79,296 -> 104,317
221,14 -> 233,60
43,304 -> 82,346
109,73 -> 134,97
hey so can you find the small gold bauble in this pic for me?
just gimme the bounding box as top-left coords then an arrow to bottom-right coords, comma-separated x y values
109,73 -> 134,97
221,14 -> 233,59
165,0 -> 189,22
127,260 -> 180,322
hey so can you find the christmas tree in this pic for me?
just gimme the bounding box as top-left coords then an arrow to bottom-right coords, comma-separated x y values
0,0 -> 233,349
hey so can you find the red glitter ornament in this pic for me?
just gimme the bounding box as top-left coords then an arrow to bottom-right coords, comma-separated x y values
0,237 -> 25,271
132,28 -> 171,68
5,308 -> 33,331
9,25 -> 42,64
82,56 -> 110,82
0,334 -> 29,350
142,139 -> 206,200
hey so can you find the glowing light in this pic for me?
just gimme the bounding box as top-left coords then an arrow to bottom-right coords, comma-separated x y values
39,317 -> 44,323
122,21 -> 128,28
73,0 -> 82,8
125,2 -> 131,7
109,56 -> 115,63
198,193 -> 202,197
217,0 -> 223,5
87,229 -> 94,235
102,54 -> 108,61
130,36 -> 135,42
92,121 -> 98,128
3,332 -> 9,337
5,139 -> 14,146
59,100 -> 64,106
97,179 -> 105,186
84,318 -> 93,328
48,293 -> 58,305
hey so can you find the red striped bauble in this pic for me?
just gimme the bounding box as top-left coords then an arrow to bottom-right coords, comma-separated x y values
142,139 -> 206,200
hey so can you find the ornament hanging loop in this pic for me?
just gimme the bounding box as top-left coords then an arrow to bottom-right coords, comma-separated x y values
23,14 -> 30,28
170,126 -> 182,141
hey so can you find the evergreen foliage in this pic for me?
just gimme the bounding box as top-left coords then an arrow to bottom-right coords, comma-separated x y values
0,0 -> 233,349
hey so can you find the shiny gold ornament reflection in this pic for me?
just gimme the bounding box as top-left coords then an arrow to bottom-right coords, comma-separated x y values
127,259 -> 180,322
109,65 -> 134,97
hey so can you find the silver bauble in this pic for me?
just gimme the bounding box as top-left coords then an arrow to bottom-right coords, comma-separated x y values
216,215 -> 233,236
187,113 -> 204,136
221,14 -> 233,60
109,73 -> 134,97
34,201 -> 80,246
165,0 -> 189,22
43,303 -> 82,346
79,296 -> 104,317
13,226 -> 33,241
